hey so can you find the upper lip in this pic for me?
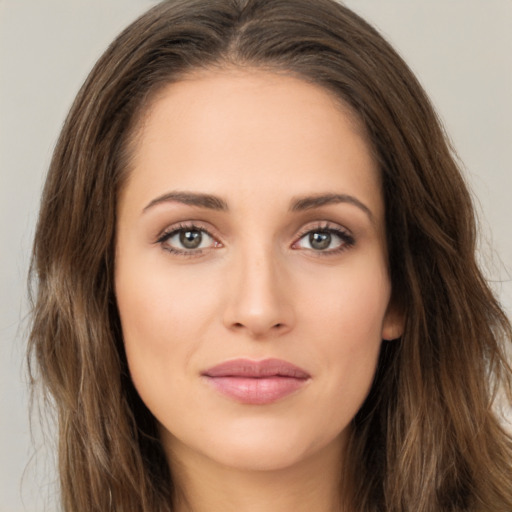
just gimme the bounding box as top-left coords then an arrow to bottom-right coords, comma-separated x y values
202,358 -> 311,379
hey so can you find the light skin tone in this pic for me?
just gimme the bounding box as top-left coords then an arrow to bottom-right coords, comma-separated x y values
115,68 -> 403,512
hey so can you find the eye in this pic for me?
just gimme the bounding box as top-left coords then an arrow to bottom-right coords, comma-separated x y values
157,224 -> 221,254
293,226 -> 354,253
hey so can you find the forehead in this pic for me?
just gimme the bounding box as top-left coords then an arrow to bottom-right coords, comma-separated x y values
136,67 -> 369,159
122,68 -> 382,218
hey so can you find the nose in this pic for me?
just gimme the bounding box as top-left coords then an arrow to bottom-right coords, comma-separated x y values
222,245 -> 295,338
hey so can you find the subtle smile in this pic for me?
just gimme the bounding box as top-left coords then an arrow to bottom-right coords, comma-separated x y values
201,358 -> 311,405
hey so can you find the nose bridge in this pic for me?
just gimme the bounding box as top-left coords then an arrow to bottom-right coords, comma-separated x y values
223,238 -> 294,337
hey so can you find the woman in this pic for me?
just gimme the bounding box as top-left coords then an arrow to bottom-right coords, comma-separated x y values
28,0 -> 512,511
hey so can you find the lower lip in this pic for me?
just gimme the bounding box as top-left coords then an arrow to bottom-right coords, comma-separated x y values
204,376 -> 308,405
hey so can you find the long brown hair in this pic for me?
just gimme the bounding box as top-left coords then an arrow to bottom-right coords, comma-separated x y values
28,1 -> 512,510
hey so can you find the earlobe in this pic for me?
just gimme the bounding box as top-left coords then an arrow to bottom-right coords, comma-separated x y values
381,305 -> 405,341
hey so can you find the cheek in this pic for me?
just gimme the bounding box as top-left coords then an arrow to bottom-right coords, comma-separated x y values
117,252 -> 220,343
298,255 -> 391,344
115,255 -> 221,413
296,260 -> 390,419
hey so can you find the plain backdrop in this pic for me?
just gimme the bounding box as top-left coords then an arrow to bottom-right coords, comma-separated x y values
1,1 -> 511,510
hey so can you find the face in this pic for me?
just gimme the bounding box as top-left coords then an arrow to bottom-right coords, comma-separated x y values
115,69 -> 402,473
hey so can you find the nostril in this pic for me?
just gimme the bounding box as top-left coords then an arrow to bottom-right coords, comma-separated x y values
231,321 -> 285,331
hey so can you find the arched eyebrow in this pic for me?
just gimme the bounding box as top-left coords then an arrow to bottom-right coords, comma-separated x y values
290,193 -> 374,221
143,191 -> 228,213
142,190 -> 373,221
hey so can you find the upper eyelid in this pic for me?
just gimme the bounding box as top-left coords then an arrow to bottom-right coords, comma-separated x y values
294,221 -> 352,238
156,221 -> 219,242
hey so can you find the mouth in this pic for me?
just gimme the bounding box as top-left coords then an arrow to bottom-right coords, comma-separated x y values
201,358 -> 311,405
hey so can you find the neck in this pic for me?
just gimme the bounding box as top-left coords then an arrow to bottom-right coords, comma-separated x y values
167,436 -> 349,512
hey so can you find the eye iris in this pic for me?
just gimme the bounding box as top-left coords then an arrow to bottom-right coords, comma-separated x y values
309,231 -> 331,250
179,230 -> 202,249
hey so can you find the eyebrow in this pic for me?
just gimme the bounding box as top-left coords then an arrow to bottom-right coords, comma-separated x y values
143,191 -> 228,213
290,193 -> 373,221
143,190 -> 373,221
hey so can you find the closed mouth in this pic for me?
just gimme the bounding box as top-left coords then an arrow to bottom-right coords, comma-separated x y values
202,358 -> 310,404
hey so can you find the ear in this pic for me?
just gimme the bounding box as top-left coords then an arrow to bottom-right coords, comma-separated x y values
381,302 -> 405,341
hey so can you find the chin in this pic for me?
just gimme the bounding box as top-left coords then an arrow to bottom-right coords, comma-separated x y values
211,439 -> 311,472
164,415 -> 346,473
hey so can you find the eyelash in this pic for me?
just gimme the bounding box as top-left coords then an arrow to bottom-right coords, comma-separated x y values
292,223 -> 355,255
155,222 -> 355,257
156,222 -> 219,257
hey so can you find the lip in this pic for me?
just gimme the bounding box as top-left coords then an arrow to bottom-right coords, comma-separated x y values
201,358 -> 311,405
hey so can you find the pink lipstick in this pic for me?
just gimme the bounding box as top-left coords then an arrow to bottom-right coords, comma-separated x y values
201,358 -> 310,405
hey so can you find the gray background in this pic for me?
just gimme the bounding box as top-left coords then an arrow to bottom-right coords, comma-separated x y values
1,1 -> 511,510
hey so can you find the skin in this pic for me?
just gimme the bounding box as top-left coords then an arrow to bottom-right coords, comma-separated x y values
115,68 -> 403,512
